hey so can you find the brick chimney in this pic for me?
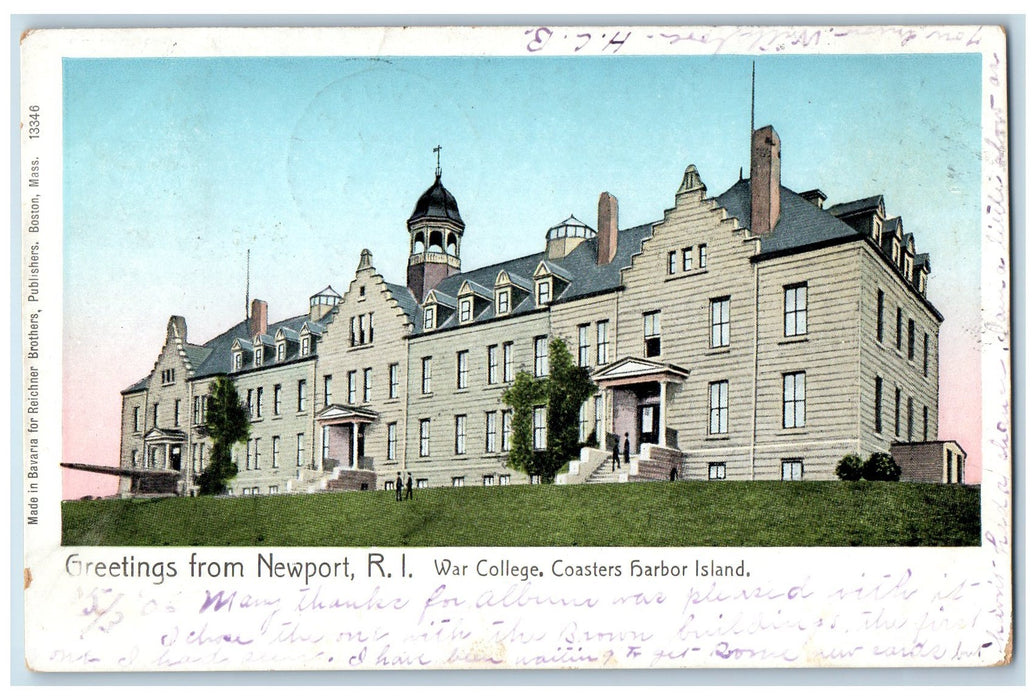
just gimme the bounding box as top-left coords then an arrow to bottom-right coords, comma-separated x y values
750,125 -> 781,235
597,192 -> 618,265
249,298 -> 268,338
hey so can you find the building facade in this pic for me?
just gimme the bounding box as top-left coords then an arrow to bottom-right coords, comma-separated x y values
117,124 -> 948,495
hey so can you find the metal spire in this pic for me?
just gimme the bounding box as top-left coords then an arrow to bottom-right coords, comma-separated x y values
433,144 -> 442,178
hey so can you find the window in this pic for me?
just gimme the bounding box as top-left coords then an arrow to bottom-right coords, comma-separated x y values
201,396 -> 207,422
781,460 -> 803,481
594,395 -> 603,445
133,406 -> 140,432
388,363 -> 399,398
246,389 -> 253,417
255,346 -> 263,367
422,357 -> 432,394
896,307 -> 903,349
269,486 -> 279,495
667,251 -> 677,275
131,449 -> 139,467
578,403 -> 588,443
907,397 -> 914,441
173,399 -> 181,427
347,371 -> 357,404
596,320 -> 610,365
894,387 -> 902,437
423,306 -> 434,330
502,410 -> 513,451
534,337 -> 548,377
923,334 -> 930,377
296,433 -> 305,468
487,346 -> 499,384
533,406 -> 547,450
577,325 -> 590,367
387,422 -> 397,461
253,438 -> 261,469
499,474 -> 510,486
708,462 -> 726,480
643,311 -> 661,357
452,476 -> 465,488
276,342 -> 286,361
503,343 -> 514,382
457,350 -> 469,389
710,297 -> 730,348
272,436 -> 280,469
363,368 -> 372,403
161,368 -> 175,385
782,372 -> 806,428
876,289 -> 885,342
245,439 -> 252,470
923,406 -> 929,441
297,380 -> 307,412
193,396 -> 201,424
301,336 -> 311,356
537,280 -> 551,306
153,402 -> 159,426
497,290 -> 510,314
255,387 -> 264,418
709,381 -> 729,434
459,298 -> 472,323
485,412 -> 497,453
682,247 -> 693,271
784,283 -> 807,337
455,415 -> 467,455
874,376 -> 883,433
419,419 -> 430,457
323,375 -> 333,406
699,243 -> 708,268
321,426 -> 330,462
483,474 -> 495,486
417,478 -> 428,489
907,319 -> 916,360
273,384 -> 282,415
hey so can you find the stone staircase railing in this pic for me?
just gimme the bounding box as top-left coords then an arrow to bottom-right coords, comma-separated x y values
628,444 -> 684,482
556,447 -> 610,485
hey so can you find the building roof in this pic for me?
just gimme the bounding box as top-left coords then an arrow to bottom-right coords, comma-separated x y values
407,174 -> 464,226
715,180 -> 861,255
383,282 -> 421,327
825,194 -> 885,218
416,222 -> 653,335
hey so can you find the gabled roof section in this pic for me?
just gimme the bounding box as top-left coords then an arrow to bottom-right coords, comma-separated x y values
715,181 -> 860,255
383,282 -> 421,327
826,194 -> 885,218
184,344 -> 212,371
231,338 -> 254,352
533,259 -> 571,282
495,269 -> 532,291
424,290 -> 457,308
457,279 -> 493,299
275,327 -> 300,342
300,320 -> 326,336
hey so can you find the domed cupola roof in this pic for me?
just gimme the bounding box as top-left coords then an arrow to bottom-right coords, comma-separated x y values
407,174 -> 464,227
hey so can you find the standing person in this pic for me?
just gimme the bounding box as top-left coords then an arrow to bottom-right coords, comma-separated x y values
406,472 -> 413,500
395,472 -> 403,502
669,466 -> 678,481
623,433 -> 631,465
611,439 -> 620,472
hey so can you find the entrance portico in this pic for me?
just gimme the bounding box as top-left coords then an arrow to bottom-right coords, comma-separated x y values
316,404 -> 379,470
591,357 -> 689,453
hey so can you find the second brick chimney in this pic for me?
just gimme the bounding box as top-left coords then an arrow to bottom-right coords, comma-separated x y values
597,192 -> 618,265
249,298 -> 268,338
750,125 -> 781,235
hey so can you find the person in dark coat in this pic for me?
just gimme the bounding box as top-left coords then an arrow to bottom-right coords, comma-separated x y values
623,433 -> 631,465
395,472 -> 403,501
669,466 -> 678,481
406,472 -> 413,500
611,440 -> 620,471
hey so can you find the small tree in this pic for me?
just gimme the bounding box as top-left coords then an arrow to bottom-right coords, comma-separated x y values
835,453 -> 864,481
545,337 -> 596,481
502,370 -> 544,480
197,376 -> 251,495
862,452 -> 901,481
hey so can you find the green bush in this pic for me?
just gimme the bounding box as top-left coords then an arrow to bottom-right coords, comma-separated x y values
863,452 -> 901,481
836,453 -> 864,481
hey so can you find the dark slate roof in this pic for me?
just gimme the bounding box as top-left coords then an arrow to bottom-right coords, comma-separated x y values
417,222 -> 653,335
384,282 -> 420,327
407,174 -> 464,226
536,259 -> 572,280
915,252 -> 930,268
184,344 -> 212,369
458,279 -> 493,299
826,194 -> 884,218
715,180 -> 860,255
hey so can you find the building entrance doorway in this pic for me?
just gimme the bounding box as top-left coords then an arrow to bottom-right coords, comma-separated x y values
638,403 -> 659,447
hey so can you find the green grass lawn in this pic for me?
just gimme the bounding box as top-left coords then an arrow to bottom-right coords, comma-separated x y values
61,481 -> 981,547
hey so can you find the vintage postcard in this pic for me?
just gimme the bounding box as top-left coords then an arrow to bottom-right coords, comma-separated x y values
20,24 -> 1010,671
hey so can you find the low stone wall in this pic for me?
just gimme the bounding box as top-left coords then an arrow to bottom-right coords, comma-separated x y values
628,445 -> 685,482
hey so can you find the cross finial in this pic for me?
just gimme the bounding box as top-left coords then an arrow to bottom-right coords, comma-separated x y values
433,144 -> 442,178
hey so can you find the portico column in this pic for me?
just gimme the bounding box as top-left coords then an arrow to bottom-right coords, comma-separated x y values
659,380 -> 668,448
351,423 -> 358,469
165,443 -> 171,471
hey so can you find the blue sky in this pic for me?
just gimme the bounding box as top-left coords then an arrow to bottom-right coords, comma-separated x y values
61,52 -> 983,468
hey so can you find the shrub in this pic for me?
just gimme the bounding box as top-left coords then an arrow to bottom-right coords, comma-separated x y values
863,452 -> 901,481
835,453 -> 864,481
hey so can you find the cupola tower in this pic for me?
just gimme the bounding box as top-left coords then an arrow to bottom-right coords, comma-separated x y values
406,147 -> 465,300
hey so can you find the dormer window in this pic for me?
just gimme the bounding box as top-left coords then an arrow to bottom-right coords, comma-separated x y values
424,306 -> 435,330
301,336 -> 311,356
276,342 -> 286,362
254,346 -> 264,367
233,352 -> 243,371
497,290 -> 510,314
459,298 -> 472,323
537,280 -> 551,306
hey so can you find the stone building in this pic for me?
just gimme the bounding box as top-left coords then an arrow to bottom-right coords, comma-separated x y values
115,124 -> 951,495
